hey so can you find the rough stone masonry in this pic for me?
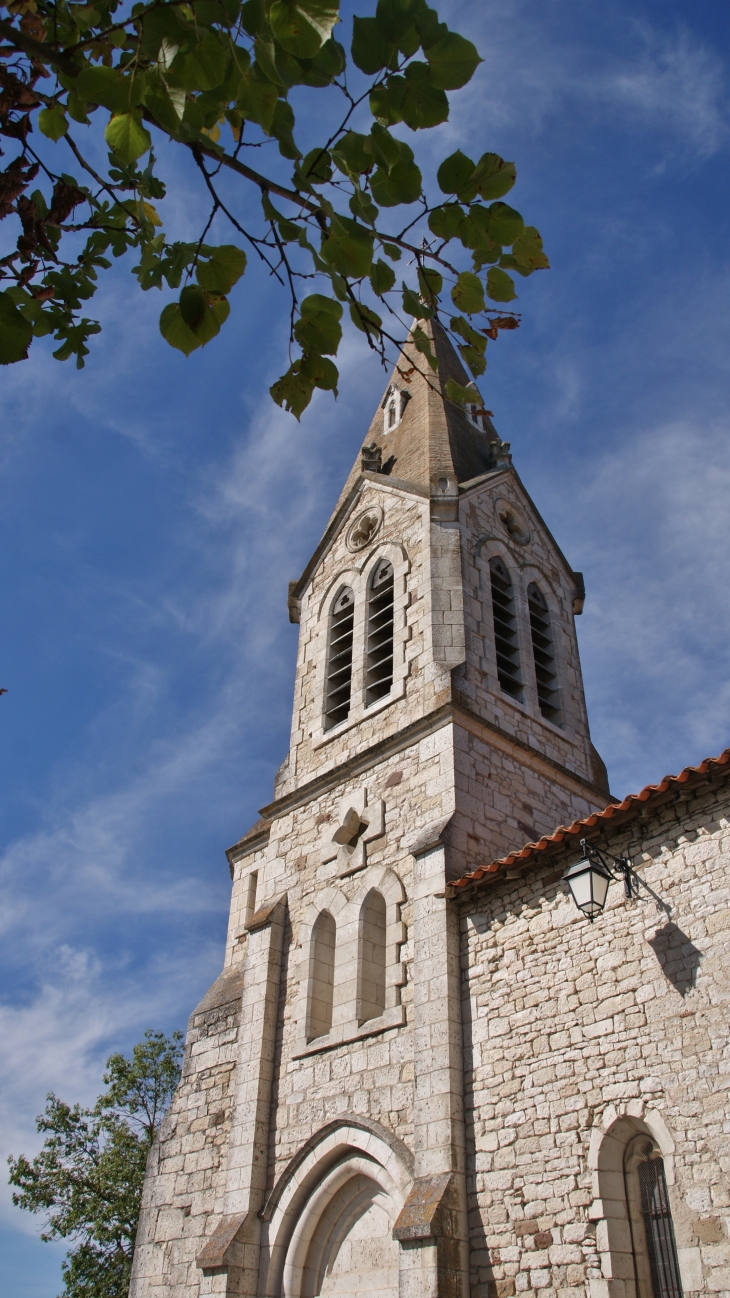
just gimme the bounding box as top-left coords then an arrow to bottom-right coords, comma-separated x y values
130,321 -> 730,1298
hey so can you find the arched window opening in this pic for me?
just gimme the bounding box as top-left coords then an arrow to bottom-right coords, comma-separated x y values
357,890 -> 386,1024
306,910 -> 336,1042
527,582 -> 560,723
366,560 -> 394,706
324,587 -> 354,730
626,1138 -> 684,1298
489,557 -> 522,701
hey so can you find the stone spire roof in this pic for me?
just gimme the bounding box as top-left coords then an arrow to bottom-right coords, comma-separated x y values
336,315 -> 505,507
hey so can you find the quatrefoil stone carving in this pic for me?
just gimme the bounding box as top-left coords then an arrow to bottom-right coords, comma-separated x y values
320,789 -> 385,877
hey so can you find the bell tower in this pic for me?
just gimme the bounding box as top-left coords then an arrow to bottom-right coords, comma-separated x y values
130,322 -> 610,1298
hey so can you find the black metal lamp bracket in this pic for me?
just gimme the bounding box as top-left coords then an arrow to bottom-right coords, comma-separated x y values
579,838 -> 641,901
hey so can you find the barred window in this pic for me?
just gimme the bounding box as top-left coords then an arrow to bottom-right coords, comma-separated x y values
638,1156 -> 684,1298
324,587 -> 354,730
366,559 -> 394,706
527,582 -> 560,723
489,557 -> 522,701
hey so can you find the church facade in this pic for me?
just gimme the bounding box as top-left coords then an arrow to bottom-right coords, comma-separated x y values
130,324 -> 730,1298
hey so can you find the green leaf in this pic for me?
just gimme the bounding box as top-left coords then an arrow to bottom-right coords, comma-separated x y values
401,283 -> 431,319
66,89 -> 91,125
144,82 -> 186,135
183,30 -> 229,91
77,67 -> 143,113
196,245 -> 247,293
270,0 -> 339,58
38,104 -> 69,141
510,226 -> 550,271
349,186 -> 378,225
472,153 -> 516,201
321,216 -> 373,277
428,202 -> 464,241
382,242 -> 402,261
351,15 -> 397,73
458,343 -> 486,377
294,294 -> 342,353
237,70 -> 278,132
301,350 -> 338,389
400,62 -> 448,130
0,291 -> 32,364
370,258 -> 396,296
418,265 -> 442,304
451,270 -> 484,315
486,266 -> 517,302
369,77 -> 404,127
271,99 -> 301,158
105,111 -> 152,165
412,323 -> 438,370
486,202 -> 524,247
179,284 -> 207,328
450,314 -> 487,354
331,130 -> 372,178
437,149 -> 476,199
425,30 -> 482,90
444,376 -> 478,405
370,158 -> 422,206
301,292 -> 343,318
270,361 -> 314,417
349,301 -> 382,337
299,146 -> 332,184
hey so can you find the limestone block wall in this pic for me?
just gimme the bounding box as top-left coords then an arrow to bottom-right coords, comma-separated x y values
457,472 -> 601,790
130,966 -> 245,1296
460,778 -> 730,1298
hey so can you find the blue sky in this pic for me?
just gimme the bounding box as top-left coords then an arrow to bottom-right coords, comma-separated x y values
1,0 -> 729,1291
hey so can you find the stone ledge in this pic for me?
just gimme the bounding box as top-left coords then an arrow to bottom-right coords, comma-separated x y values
293,1004 -> 406,1058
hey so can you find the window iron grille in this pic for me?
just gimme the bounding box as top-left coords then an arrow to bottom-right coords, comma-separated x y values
489,557 -> 523,701
527,582 -> 560,723
366,559 -> 394,706
638,1157 -> 684,1298
324,587 -> 354,730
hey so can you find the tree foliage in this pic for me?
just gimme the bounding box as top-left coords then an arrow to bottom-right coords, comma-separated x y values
7,1029 -> 183,1298
0,0 -> 548,412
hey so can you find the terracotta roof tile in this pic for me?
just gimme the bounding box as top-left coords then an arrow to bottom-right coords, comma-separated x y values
449,747 -> 730,895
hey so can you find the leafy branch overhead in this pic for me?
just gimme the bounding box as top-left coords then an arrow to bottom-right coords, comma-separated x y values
0,0 -> 548,412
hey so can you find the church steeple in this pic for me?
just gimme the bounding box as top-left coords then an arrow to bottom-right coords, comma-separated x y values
331,317 -> 510,520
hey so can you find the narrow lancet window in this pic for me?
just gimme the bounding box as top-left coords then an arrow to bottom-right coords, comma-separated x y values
527,582 -> 560,723
366,559 -> 394,706
324,587 -> 354,730
357,890 -> 386,1024
637,1155 -> 683,1298
306,910 -> 336,1041
489,557 -> 522,701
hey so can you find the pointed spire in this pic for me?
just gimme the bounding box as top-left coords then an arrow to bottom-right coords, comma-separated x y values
336,318 -> 508,513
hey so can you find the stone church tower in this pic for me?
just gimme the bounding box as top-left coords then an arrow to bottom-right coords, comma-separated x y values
130,323 -> 730,1298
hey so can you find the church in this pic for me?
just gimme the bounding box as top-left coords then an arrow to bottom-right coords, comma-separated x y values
129,322 -> 730,1298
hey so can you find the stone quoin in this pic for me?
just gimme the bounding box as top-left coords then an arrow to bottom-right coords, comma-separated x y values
130,320 -> 730,1298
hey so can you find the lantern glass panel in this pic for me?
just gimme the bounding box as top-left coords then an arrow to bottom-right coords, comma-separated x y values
564,858 -> 611,918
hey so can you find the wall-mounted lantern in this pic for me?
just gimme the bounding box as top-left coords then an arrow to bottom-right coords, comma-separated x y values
563,838 -> 639,921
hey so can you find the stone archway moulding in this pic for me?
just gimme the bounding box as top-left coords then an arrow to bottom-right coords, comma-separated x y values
258,1116 -> 414,1298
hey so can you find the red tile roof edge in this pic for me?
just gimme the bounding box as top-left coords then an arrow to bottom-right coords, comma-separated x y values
449,747 -> 730,894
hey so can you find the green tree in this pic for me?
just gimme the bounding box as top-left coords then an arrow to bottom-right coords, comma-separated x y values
0,0 -> 547,412
8,1029 -> 183,1298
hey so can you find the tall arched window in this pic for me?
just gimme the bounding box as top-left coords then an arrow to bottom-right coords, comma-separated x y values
489,557 -> 522,701
527,582 -> 560,723
324,587 -> 354,730
357,890 -> 386,1024
626,1138 -> 684,1298
306,910 -> 336,1042
366,560 -> 394,706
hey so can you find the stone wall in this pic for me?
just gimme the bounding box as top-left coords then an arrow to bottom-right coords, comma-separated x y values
461,778 -> 730,1298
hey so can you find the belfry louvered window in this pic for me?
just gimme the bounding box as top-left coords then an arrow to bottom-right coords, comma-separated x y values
324,587 -> 354,730
489,557 -> 522,701
638,1157 -> 683,1298
366,559 -> 394,706
527,582 -> 560,723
